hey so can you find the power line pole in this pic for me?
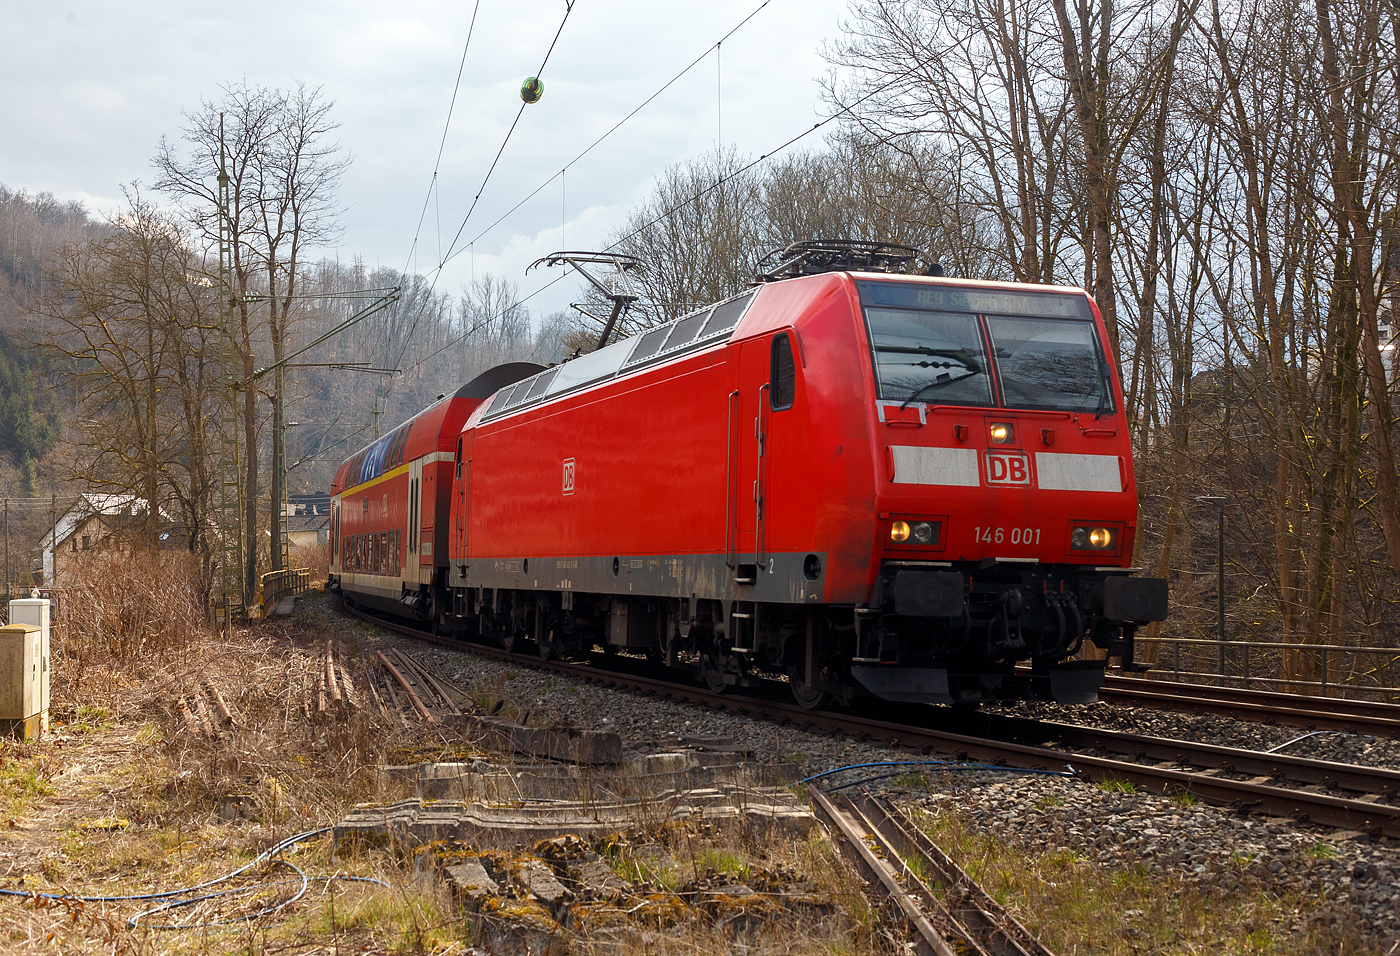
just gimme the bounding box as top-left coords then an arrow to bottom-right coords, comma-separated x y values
271,362 -> 287,574
215,114 -> 245,628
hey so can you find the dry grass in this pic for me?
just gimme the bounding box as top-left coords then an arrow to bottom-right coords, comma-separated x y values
0,553 -> 485,953
290,542 -> 329,585
907,806 -> 1375,956
4,564 -> 879,954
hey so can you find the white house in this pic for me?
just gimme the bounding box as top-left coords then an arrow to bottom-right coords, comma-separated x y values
38,494 -> 172,585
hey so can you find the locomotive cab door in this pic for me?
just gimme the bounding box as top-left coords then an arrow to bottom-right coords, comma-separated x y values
454,435 -> 472,572
729,337 -> 773,581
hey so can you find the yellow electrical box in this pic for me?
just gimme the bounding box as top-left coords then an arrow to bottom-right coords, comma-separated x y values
0,624 -> 46,740
7,599 -> 50,731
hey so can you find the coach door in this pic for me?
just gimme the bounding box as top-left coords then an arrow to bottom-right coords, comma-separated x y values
728,337 -> 772,582
420,464 -> 437,569
406,459 -> 423,584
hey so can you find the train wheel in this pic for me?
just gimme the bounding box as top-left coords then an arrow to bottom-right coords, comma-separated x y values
538,640 -> 557,661
699,652 -> 729,694
500,630 -> 521,653
791,680 -> 831,711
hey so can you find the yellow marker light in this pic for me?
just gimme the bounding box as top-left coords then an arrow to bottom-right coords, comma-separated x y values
1089,527 -> 1112,548
989,422 -> 1015,444
890,520 -> 911,543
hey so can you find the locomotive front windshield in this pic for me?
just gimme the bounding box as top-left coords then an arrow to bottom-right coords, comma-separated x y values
857,280 -> 1113,413
866,309 -> 992,407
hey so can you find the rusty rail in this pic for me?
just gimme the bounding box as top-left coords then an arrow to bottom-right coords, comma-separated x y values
343,600 -> 1400,838
375,650 -> 435,723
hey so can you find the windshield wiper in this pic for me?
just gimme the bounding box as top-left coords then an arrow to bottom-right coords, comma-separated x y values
1093,360 -> 1113,420
900,364 -> 984,409
880,345 -> 973,358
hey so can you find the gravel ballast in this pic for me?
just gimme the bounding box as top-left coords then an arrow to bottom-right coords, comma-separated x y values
323,588 -> 1400,953
397,642 -> 1399,951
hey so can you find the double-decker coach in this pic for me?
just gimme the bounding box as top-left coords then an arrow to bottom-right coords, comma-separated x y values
329,364 -> 544,623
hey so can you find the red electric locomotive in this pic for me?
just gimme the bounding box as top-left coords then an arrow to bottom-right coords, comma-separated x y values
333,241 -> 1168,708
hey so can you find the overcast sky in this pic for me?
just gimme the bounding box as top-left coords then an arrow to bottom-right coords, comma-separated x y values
1,0 -> 852,319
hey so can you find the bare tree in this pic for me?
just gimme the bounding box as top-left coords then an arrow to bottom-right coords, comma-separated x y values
594,148 -> 764,335
35,195 -> 220,588
154,81 -> 346,598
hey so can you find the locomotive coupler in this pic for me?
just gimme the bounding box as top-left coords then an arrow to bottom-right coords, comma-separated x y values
1091,621 -> 1151,672
1038,590 -> 1068,660
988,588 -> 1026,658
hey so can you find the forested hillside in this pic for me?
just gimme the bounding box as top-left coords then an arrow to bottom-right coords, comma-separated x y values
0,176 -> 569,584
0,187 -> 103,495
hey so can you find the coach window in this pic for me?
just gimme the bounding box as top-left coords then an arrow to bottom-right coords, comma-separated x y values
770,333 -> 796,411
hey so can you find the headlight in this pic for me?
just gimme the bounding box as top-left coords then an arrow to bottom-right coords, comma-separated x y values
1071,525 -> 1116,551
889,519 -> 941,547
989,422 -> 1015,444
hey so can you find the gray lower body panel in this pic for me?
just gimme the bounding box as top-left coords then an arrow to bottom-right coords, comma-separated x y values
455,551 -> 829,606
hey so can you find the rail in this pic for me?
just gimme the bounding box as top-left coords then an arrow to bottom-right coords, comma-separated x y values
258,568 -> 313,617
1135,635 -> 1400,701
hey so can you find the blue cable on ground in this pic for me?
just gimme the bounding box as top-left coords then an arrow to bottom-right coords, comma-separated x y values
0,826 -> 389,931
799,760 -> 1077,792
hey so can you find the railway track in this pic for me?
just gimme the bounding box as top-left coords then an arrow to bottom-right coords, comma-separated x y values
1096,674 -> 1400,737
812,787 -> 1052,956
342,600 -> 1400,838
948,710 -> 1400,798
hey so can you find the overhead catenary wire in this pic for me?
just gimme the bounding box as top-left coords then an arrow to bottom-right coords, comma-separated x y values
436,0 -> 577,272
376,1 -> 776,413
444,0 -> 775,263
602,68 -> 914,256
396,66 -> 917,385
385,0 -> 577,396
403,0 -> 484,280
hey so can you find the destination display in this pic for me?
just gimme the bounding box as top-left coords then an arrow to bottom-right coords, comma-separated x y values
856,280 -> 1093,319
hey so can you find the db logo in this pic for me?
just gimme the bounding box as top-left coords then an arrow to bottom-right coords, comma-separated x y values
562,458 -> 576,496
985,452 -> 1031,486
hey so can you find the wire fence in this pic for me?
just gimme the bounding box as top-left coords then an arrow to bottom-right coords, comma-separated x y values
1137,635 -> 1400,702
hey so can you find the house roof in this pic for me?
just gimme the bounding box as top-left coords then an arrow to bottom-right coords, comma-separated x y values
288,513 -> 330,533
42,495 -> 173,552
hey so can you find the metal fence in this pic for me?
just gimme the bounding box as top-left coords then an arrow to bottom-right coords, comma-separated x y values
1137,635 -> 1400,701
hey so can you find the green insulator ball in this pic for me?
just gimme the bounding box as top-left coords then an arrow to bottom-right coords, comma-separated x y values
520,77 -> 544,104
